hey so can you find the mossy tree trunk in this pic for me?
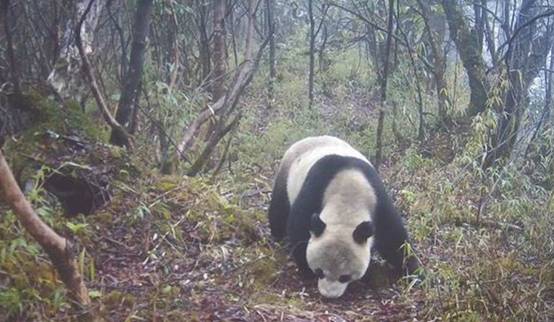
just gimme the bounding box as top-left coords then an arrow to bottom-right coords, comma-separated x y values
483,2 -> 554,168
441,0 -> 489,117
442,0 -> 554,167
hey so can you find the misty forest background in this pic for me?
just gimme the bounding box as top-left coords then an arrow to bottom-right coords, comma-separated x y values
0,0 -> 553,320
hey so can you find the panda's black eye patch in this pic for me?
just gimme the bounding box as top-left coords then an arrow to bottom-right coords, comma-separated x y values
314,268 -> 324,279
339,274 -> 351,283
353,221 -> 374,244
310,213 -> 326,237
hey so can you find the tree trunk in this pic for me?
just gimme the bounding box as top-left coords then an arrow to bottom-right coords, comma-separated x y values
47,0 -> 104,102
318,23 -> 328,71
77,0 -> 131,148
0,150 -> 90,307
185,0 -> 265,175
198,2 -> 211,85
265,0 -> 276,109
1,0 -> 20,94
483,0 -> 554,167
442,0 -> 489,116
526,48 -> 553,155
482,0 -> 496,62
417,0 -> 451,126
186,112 -> 241,176
211,0 -> 226,101
374,0 -> 395,171
229,8 -> 239,68
201,0 -> 227,142
434,61 -> 450,125
106,0 -> 128,82
110,0 -> 153,146
396,14 -> 424,141
472,1 -> 484,54
166,1 -> 180,90
308,0 -> 315,109
177,0 -> 269,164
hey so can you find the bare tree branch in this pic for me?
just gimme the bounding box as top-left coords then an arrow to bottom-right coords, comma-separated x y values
328,1 -> 407,47
176,5 -> 270,160
0,149 -> 91,307
76,0 -> 132,148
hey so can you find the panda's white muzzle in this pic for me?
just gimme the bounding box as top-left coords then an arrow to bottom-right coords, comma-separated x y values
318,278 -> 348,298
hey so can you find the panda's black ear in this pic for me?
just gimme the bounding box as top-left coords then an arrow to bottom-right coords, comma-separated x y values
353,221 -> 373,244
310,213 -> 326,237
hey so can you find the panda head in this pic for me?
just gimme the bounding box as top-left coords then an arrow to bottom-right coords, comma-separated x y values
306,213 -> 374,298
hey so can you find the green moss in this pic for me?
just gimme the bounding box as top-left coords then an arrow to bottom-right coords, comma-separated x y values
285,296 -> 309,310
0,221 -> 67,319
25,90 -> 108,141
100,290 -> 136,310
3,92 -> 109,178
155,177 -> 179,192
444,310 -> 483,322
245,257 -> 280,290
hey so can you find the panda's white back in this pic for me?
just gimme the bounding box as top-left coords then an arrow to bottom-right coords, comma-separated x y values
320,168 -> 377,225
284,136 -> 371,205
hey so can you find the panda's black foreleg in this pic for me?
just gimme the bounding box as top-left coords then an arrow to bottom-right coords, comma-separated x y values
375,239 -> 405,273
286,197 -> 316,277
373,215 -> 420,276
268,198 -> 289,240
268,171 -> 290,241
289,241 -> 314,278
375,234 -> 420,276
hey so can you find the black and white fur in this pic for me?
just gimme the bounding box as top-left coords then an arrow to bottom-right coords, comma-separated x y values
268,136 -> 417,298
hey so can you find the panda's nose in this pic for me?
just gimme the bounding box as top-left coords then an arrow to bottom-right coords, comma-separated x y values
320,289 -> 343,298
318,279 -> 348,298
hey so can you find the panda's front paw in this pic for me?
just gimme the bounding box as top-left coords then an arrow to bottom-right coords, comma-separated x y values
299,267 -> 316,280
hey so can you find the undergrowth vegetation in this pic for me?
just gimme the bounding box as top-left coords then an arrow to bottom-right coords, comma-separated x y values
1,29 -> 553,322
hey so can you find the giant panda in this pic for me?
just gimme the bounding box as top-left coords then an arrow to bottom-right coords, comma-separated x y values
268,136 -> 419,298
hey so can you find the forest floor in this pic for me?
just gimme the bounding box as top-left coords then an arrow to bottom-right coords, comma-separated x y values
1,90 -> 552,321
76,91 -> 434,321
1,92 -> 431,321
82,172 -> 426,321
